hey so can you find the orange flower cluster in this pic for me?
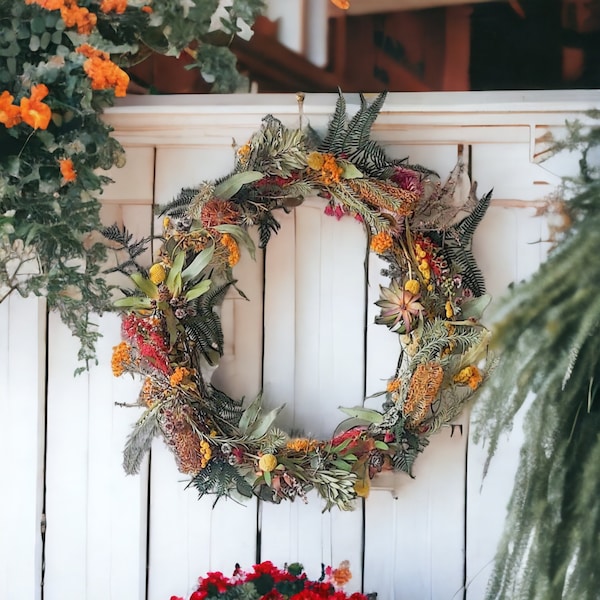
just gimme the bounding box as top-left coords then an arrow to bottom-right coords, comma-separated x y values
59,158 -> 77,182
170,366 -> 191,387
100,0 -> 127,13
220,233 -> 240,267
307,151 -> 344,185
0,84 -> 52,130
403,361 -> 444,428
26,0 -> 98,34
111,341 -> 131,377
329,561 -> 353,588
285,438 -> 319,453
77,44 -> 129,97
369,231 -> 393,254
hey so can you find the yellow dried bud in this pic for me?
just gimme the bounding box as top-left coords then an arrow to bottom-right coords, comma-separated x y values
404,279 -> 420,295
258,453 -> 278,473
149,263 -> 167,284
307,151 -> 325,170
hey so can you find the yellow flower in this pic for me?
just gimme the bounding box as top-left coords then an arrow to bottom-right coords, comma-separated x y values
307,151 -> 325,170
149,263 -> 167,284
258,453 -> 277,473
404,279 -> 420,295
454,365 -> 483,390
354,477 -> 370,498
445,300 -> 454,319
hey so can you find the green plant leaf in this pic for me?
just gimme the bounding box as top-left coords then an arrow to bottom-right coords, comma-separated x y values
165,250 -> 186,295
246,405 -> 285,439
113,296 -> 153,309
339,159 -> 363,179
239,394 -> 262,434
213,171 -> 263,199
181,245 -> 214,283
130,272 -> 158,299
184,279 -> 212,301
338,406 -> 384,424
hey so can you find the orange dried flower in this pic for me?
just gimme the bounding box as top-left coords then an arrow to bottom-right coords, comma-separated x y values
59,158 -> 77,182
330,561 -> 352,588
386,378 -> 401,393
20,84 -> 52,130
0,91 -> 22,128
454,365 -> 483,390
220,233 -> 240,267
403,361 -> 444,428
330,0 -> 350,9
111,341 -> 131,377
170,366 -> 191,387
141,5 -> 153,13
286,438 -> 319,453
100,0 -> 127,13
370,231 -> 393,254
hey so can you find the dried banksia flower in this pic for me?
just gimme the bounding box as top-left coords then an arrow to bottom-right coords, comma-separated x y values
403,361 -> 444,428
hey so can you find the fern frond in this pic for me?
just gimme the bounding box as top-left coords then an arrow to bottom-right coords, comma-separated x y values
318,90 -> 347,153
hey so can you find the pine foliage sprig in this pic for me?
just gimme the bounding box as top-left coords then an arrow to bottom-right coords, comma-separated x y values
473,120 -> 600,600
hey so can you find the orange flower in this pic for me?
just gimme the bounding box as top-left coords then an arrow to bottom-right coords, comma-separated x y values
77,45 -> 129,97
24,0 -> 64,9
370,231 -> 393,254
330,0 -> 350,8
141,5 -> 153,13
59,158 -> 77,182
20,84 -> 52,130
100,0 -> 127,13
0,91 -> 22,128
60,1 -> 97,34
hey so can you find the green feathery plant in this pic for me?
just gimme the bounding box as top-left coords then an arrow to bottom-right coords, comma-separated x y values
0,0 -> 264,371
473,114 -> 600,600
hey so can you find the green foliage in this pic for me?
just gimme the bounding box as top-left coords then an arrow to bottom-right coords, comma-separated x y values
0,0 -> 265,369
473,118 -> 600,600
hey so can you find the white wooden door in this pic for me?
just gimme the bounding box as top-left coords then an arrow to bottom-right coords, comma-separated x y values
1,91 -> 596,600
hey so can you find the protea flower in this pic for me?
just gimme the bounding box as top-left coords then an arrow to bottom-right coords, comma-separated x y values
375,280 -> 424,333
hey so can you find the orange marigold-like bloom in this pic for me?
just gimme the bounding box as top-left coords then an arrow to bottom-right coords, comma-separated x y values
24,0 -> 64,9
0,91 -> 22,128
285,438 -> 319,453
61,1 -> 97,34
59,158 -> 77,182
20,84 -> 52,130
100,0 -> 127,13
370,231 -> 393,254
77,45 -> 129,97
330,0 -> 350,9
386,378 -> 401,393
141,5 -> 153,13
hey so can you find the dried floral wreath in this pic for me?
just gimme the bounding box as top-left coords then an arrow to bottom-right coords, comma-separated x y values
107,92 -> 492,510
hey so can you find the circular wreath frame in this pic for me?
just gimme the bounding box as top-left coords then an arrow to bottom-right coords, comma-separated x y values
109,92 -> 492,511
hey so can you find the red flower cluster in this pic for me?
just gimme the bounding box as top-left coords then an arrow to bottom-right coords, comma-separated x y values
170,561 -> 369,600
122,313 -> 171,374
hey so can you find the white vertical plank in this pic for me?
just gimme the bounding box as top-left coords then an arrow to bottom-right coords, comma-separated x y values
44,311 -> 149,600
148,146 -> 262,600
0,294 -> 46,600
261,200 -> 365,593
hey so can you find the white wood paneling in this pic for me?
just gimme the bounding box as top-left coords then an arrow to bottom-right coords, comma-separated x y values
0,294 -> 46,600
2,91 -> 592,600
261,200 -> 366,593
147,145 -> 263,600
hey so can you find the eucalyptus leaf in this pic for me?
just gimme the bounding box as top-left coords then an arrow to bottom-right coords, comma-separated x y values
165,251 -> 185,295
130,272 -> 158,299
339,159 -> 364,179
246,405 -> 285,440
181,245 -> 214,283
239,394 -> 263,434
338,406 -> 383,424
213,171 -> 263,200
184,279 -> 211,301
113,296 -> 153,309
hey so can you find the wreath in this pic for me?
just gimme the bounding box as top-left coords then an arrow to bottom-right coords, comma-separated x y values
108,92 -> 492,510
